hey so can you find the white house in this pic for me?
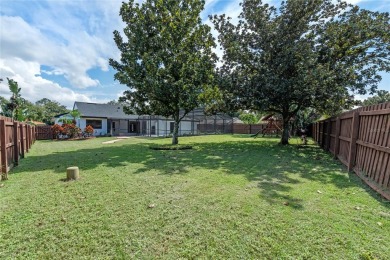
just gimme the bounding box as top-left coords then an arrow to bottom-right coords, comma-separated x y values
63,101 -> 201,137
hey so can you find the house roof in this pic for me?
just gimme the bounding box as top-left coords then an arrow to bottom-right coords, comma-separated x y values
27,120 -> 46,126
73,102 -> 233,121
53,112 -> 70,118
74,102 -> 138,119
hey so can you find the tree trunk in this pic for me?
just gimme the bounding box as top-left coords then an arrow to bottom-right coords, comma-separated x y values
171,120 -> 180,145
281,115 -> 290,145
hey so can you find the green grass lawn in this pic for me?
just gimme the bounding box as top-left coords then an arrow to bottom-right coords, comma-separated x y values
1,135 -> 389,259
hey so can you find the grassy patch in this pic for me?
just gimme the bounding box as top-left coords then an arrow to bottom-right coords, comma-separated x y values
0,135 -> 389,259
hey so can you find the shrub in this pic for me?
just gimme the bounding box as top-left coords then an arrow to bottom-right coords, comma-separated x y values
62,123 -> 81,138
51,124 -> 64,139
84,125 -> 94,137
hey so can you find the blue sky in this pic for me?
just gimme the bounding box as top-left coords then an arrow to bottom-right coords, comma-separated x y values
0,0 -> 389,108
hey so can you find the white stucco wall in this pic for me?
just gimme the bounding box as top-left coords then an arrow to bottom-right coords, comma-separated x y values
80,118 -> 108,136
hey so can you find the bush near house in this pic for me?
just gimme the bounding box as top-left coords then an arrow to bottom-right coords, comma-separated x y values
84,125 -> 94,137
51,124 -> 64,139
62,123 -> 81,139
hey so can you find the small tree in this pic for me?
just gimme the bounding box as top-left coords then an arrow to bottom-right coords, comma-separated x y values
109,0 -> 217,145
0,78 -> 24,120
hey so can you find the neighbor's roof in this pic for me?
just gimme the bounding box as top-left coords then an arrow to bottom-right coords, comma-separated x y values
26,120 -> 46,126
53,112 -> 70,118
74,102 -> 138,119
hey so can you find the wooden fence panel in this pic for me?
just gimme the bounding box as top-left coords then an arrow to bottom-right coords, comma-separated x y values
313,102 -> 390,200
329,119 -> 336,154
232,124 -> 267,134
0,117 -> 36,180
36,125 -> 53,140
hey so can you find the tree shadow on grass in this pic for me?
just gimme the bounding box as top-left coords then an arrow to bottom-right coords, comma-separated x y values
11,138 -> 388,209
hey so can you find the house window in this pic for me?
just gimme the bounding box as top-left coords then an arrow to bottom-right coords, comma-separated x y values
86,119 -> 102,129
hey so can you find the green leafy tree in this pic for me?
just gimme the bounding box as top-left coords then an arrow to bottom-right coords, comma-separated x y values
59,109 -> 81,124
22,99 -> 43,122
212,0 -> 390,144
361,90 -> 390,106
0,96 -> 9,116
239,112 -> 259,124
35,98 -> 68,124
109,0 -> 217,145
1,78 -> 24,120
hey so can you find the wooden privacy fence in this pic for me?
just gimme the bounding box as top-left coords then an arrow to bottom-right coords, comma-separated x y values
313,102 -> 390,200
233,123 -> 267,134
36,125 -> 54,140
0,116 -> 36,180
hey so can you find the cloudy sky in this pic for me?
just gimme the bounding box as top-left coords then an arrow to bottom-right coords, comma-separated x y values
1,0 -> 389,108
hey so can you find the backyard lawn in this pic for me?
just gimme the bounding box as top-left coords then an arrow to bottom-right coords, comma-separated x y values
0,135 -> 389,259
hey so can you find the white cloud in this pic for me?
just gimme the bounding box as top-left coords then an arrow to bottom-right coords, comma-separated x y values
0,0 -> 129,107
0,58 -> 91,108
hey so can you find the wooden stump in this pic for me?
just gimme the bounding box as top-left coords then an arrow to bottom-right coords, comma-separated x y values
66,166 -> 80,181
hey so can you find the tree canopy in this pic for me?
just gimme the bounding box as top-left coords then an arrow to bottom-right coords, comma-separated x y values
361,90 -> 390,106
109,0 -> 217,145
239,112 -> 261,124
35,98 -> 69,124
212,0 -> 390,144
0,78 -> 23,120
0,79 -> 69,123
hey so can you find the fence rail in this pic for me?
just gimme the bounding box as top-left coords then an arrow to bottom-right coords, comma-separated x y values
313,102 -> 390,200
0,116 -> 36,180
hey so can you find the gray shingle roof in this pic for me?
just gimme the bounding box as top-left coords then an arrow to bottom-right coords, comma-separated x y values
74,102 -> 139,119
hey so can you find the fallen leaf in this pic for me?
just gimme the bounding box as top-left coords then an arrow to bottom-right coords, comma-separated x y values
283,202 -> 289,206
377,222 -> 383,226
317,190 -> 322,194
148,204 -> 155,208
355,206 -> 361,210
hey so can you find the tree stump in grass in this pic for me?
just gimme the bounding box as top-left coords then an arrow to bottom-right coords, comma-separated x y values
66,166 -> 80,181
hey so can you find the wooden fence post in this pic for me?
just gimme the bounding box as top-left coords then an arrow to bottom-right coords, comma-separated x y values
321,122 -> 325,148
20,124 -> 25,158
334,117 -> 341,159
0,119 -> 8,179
348,111 -> 360,171
26,124 -> 30,152
13,122 -> 19,166
326,120 -> 332,151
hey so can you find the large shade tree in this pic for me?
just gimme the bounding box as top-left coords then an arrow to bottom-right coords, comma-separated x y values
212,0 -> 390,144
109,0 -> 217,145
